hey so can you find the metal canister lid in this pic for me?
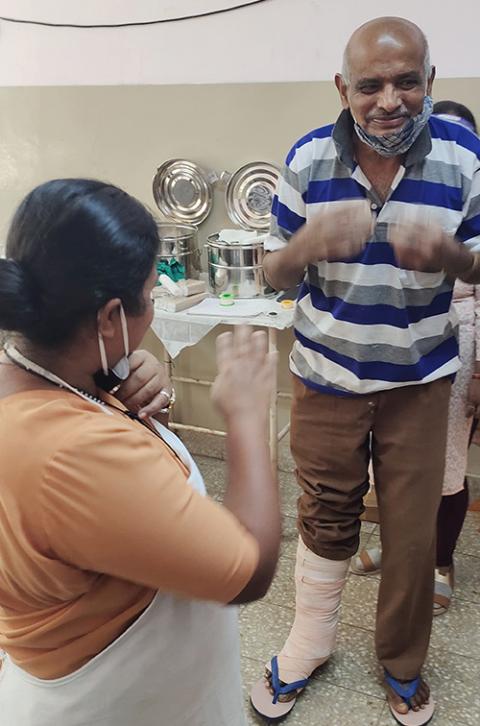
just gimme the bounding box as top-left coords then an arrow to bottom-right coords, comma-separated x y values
225,162 -> 280,231
152,159 -> 214,225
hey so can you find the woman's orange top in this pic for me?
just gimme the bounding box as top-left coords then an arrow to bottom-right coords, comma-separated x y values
0,390 -> 258,679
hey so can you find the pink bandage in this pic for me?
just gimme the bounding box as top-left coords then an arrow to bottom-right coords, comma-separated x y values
276,538 -> 350,682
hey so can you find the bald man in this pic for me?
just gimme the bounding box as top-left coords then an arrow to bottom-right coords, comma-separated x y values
250,16 -> 480,726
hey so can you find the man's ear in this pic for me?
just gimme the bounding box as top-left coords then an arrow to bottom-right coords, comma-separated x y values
335,73 -> 350,110
427,66 -> 436,96
97,298 -> 122,340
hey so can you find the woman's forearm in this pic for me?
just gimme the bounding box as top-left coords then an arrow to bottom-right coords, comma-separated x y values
223,412 -> 281,603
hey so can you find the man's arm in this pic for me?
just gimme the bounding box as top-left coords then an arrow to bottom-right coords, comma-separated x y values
265,202 -> 375,291
263,154 -> 308,291
265,141 -> 374,291
454,162 -> 480,282
389,156 -> 480,279
450,248 -> 480,283
263,228 -> 314,292
389,224 -> 480,281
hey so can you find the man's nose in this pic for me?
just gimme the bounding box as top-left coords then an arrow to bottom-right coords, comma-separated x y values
377,85 -> 402,114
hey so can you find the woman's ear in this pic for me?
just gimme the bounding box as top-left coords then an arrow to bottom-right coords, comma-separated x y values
97,298 -> 122,340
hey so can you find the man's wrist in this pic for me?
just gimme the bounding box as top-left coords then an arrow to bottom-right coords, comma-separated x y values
443,237 -> 475,279
456,252 -> 479,282
292,225 -> 321,267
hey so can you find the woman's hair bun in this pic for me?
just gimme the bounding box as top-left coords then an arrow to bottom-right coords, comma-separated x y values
0,258 -> 40,335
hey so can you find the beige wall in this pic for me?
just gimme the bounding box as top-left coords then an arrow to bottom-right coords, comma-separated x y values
1,79 -> 480,428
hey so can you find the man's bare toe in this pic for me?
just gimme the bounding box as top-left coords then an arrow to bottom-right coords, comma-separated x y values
385,684 -> 409,714
411,680 -> 430,710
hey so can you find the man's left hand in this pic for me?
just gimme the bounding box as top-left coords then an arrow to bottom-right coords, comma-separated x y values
389,222 -> 473,276
115,350 -> 173,419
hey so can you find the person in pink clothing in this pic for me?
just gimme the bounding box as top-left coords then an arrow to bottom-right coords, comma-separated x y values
352,101 -> 480,615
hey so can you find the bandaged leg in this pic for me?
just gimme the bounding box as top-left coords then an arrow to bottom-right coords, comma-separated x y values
275,537 -> 350,683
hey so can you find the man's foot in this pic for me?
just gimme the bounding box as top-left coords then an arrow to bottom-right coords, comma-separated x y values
384,676 -> 430,714
384,672 -> 435,726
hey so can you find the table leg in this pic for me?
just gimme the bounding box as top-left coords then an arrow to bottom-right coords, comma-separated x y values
268,328 -> 278,469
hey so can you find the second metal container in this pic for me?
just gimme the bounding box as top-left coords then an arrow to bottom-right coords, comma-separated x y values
156,222 -> 201,280
206,233 -> 267,298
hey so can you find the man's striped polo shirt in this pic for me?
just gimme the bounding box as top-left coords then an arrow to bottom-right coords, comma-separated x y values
265,110 -> 480,396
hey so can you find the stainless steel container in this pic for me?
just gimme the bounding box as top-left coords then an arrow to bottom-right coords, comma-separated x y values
206,233 -> 267,298
156,223 -> 201,280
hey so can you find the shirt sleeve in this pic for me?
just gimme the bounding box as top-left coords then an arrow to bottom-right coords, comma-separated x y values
264,143 -> 308,253
40,419 -> 259,604
457,153 -> 480,252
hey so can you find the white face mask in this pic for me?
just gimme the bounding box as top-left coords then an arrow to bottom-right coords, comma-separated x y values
97,303 -> 130,383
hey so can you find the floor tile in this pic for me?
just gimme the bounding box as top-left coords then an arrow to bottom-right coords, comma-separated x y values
421,645 -> 480,716
239,601 -> 294,663
453,553 -> 480,604
279,516 -> 300,560
317,623 -> 385,700
278,470 -> 300,518
429,597 -> 480,660
456,511 -> 480,558
180,427 -> 296,474
361,520 -> 378,534
195,454 -> 227,500
263,556 -> 296,609
340,573 -> 380,631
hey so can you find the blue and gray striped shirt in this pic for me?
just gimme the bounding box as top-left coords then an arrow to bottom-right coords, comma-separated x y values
266,111 -> 480,395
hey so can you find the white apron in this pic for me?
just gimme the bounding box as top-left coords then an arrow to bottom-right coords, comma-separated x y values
0,422 -> 247,726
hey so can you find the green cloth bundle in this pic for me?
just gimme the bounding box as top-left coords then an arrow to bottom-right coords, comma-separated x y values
156,259 -> 186,284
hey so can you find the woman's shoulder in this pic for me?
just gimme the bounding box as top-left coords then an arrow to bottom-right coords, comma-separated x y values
0,389 -> 162,491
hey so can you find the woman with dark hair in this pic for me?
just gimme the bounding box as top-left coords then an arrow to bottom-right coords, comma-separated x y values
0,179 -> 281,725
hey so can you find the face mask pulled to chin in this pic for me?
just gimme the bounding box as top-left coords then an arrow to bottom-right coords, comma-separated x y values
352,95 -> 433,157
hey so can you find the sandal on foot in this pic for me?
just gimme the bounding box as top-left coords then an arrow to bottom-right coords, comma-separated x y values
385,670 -> 435,726
433,566 -> 454,616
250,656 -> 309,722
350,546 -> 382,576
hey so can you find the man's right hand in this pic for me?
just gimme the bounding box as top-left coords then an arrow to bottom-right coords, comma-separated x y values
301,199 -> 374,264
263,199 -> 374,292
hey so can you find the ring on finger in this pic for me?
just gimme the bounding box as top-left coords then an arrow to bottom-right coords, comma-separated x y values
160,388 -> 172,402
160,387 -> 176,412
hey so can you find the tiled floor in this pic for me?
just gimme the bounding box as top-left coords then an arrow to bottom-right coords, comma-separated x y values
183,432 -> 480,726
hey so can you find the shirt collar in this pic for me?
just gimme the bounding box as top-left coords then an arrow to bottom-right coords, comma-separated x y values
332,110 -> 356,169
332,109 -> 433,169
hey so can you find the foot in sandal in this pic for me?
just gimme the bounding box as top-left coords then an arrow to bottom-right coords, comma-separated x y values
353,548 -> 454,617
250,656 -> 311,721
384,671 -> 435,726
350,545 -> 382,576
433,565 -> 454,616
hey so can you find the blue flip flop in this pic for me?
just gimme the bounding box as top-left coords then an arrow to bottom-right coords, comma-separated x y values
385,670 -> 435,726
250,656 -> 309,721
